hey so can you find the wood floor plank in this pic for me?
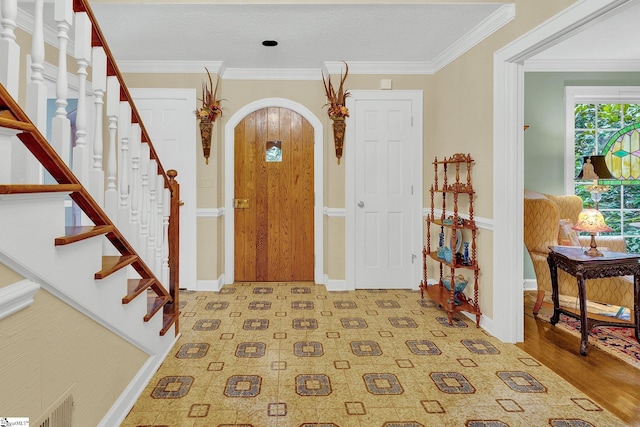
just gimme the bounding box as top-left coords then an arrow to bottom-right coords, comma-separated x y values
518,294 -> 640,426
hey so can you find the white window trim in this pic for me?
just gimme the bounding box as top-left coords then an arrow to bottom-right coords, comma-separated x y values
564,86 -> 640,195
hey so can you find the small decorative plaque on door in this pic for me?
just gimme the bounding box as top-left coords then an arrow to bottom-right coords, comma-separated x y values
266,140 -> 282,162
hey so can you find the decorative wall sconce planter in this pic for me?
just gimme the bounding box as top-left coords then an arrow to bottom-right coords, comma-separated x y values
195,67 -> 223,165
331,117 -> 346,164
322,61 -> 350,165
199,120 -> 214,165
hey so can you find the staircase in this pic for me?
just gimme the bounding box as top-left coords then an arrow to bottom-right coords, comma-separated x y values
0,0 -> 180,353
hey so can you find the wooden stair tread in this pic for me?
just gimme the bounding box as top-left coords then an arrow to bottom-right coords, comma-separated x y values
95,255 -> 137,279
55,225 -> 115,246
122,278 -> 155,304
0,184 -> 82,195
144,294 -> 171,322
160,309 -> 180,336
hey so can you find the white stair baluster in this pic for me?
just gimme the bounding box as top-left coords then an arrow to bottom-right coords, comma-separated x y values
105,76 -> 120,214
90,46 -> 106,206
50,0 -> 72,165
19,0 -> 45,185
147,159 -> 158,269
139,142 -> 150,258
26,0 -> 46,133
156,174 -> 165,278
129,123 -> 142,248
0,0 -> 19,97
162,186 -> 170,285
72,11 -> 91,188
103,76 -> 120,255
118,101 -> 132,214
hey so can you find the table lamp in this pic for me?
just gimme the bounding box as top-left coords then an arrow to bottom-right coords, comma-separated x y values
575,155 -> 614,209
572,208 -> 612,256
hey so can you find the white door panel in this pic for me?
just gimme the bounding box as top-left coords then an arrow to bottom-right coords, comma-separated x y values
130,89 -> 197,291
351,94 -> 421,289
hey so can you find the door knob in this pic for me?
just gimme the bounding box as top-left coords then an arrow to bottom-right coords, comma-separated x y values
358,201 -> 364,208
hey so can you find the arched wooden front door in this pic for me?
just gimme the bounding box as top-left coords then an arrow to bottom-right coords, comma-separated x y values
234,107 -> 314,282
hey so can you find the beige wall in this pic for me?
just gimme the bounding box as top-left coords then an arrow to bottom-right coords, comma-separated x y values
0,289 -> 148,425
3,1 -> 596,422
118,0 -> 579,316
423,0 -> 577,317
0,263 -> 24,287
13,0 -> 581,321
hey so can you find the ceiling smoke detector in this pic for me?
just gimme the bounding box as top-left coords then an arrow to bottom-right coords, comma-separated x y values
262,40 -> 278,47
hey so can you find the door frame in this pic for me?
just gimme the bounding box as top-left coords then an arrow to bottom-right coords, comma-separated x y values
494,0 -> 630,342
345,90 -> 423,290
224,98 -> 324,284
129,88 -> 198,291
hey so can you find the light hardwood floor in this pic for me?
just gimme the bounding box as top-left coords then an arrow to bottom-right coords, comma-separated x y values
518,294 -> 640,426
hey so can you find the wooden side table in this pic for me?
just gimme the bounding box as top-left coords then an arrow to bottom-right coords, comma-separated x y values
546,246 -> 640,355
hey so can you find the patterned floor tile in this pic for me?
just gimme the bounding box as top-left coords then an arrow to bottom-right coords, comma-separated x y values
123,283 -> 626,427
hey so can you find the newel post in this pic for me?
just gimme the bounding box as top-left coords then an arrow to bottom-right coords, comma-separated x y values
167,169 -> 180,334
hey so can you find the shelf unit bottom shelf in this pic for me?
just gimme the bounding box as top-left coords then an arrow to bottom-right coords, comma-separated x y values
419,282 -> 481,327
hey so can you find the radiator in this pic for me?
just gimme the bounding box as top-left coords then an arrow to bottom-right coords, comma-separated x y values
33,385 -> 74,427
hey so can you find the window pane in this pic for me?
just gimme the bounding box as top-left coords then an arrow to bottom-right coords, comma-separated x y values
573,97 -> 640,255
575,103 -> 595,129
597,130 -> 615,152
597,104 -> 621,128
627,236 -> 640,253
623,210 -> 640,236
601,210 -> 620,234
623,104 -> 640,127
575,130 -> 595,157
596,187 -> 618,210
623,185 -> 640,209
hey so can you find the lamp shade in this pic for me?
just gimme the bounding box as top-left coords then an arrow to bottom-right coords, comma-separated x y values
576,155 -> 614,180
572,208 -> 612,256
572,208 -> 612,233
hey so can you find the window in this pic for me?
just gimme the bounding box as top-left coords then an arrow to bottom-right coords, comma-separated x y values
566,87 -> 640,252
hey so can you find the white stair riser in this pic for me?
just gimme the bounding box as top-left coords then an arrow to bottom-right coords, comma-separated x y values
0,193 -> 174,354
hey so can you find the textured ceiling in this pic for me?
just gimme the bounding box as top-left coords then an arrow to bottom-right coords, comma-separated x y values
528,0 -> 640,62
18,1 -> 639,77
84,2 -> 510,75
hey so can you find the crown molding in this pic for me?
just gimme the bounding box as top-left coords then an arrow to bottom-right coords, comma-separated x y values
524,58 -> 640,72
117,60 -> 225,74
221,67 -> 320,80
430,4 -> 515,73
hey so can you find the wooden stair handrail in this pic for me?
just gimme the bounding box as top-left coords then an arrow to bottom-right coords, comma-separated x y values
0,81 -> 179,334
73,0 -> 170,182
0,0 -> 182,336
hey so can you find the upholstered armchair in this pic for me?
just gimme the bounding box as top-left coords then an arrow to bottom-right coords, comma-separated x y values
523,190 -> 634,315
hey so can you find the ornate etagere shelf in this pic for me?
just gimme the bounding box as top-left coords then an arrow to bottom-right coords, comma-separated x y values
419,153 -> 481,327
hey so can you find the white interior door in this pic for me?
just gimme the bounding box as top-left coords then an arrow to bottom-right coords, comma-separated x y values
130,88 -> 197,291
347,91 -> 423,289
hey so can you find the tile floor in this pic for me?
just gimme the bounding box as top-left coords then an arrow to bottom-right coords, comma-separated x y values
122,283 -> 624,426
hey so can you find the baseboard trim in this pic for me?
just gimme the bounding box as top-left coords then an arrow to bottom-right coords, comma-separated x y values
197,279 -> 221,292
99,333 -> 180,427
523,279 -> 538,292
323,275 -> 348,291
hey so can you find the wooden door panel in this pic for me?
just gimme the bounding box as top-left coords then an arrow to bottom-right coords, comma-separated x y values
235,107 -> 314,281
